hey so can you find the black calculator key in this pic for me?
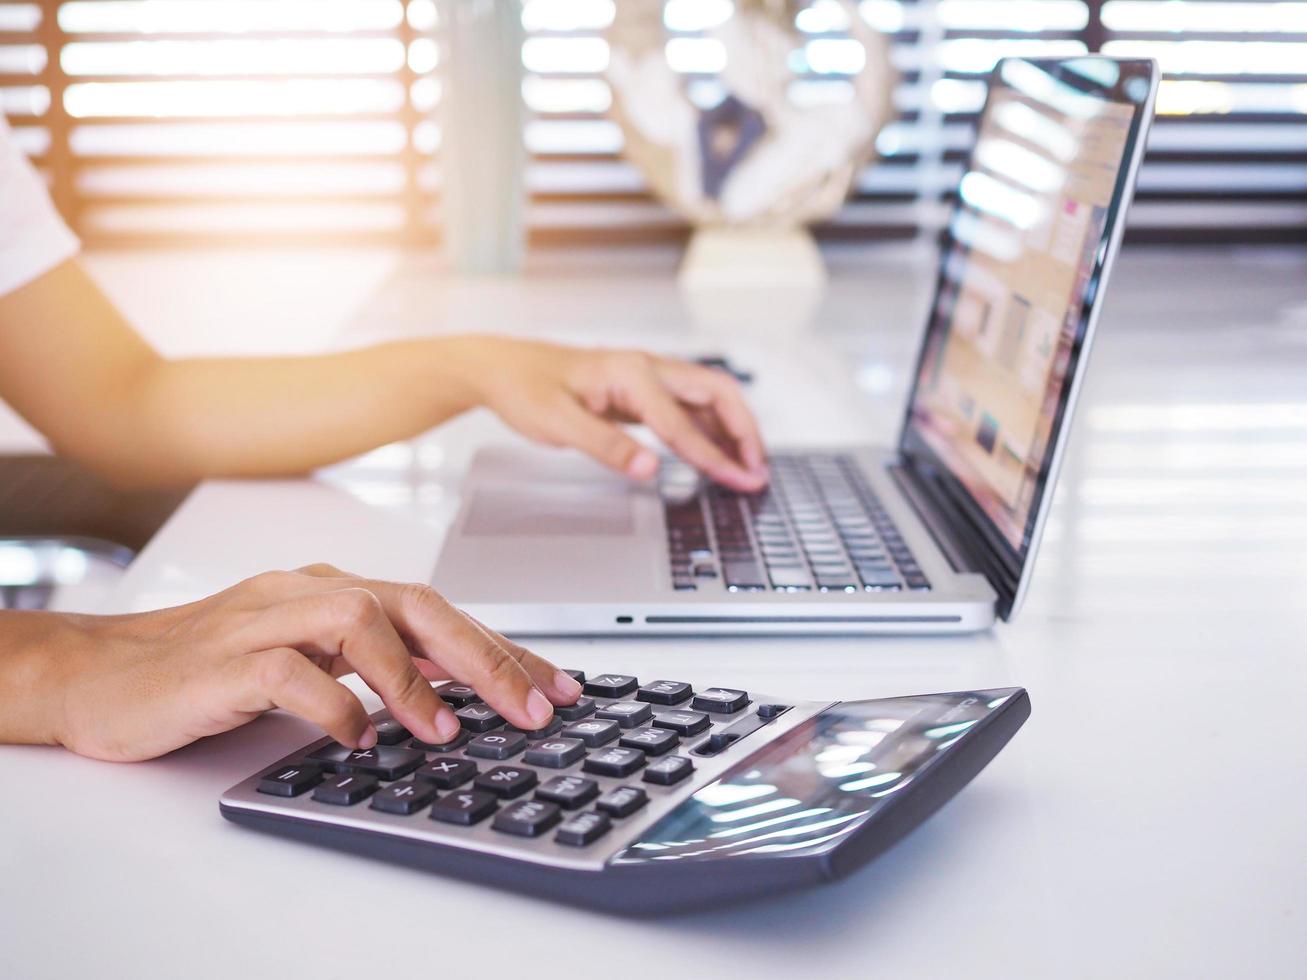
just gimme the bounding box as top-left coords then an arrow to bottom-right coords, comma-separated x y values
583,674 -> 639,698
474,765 -> 538,799
492,799 -> 561,838
596,785 -> 648,818
555,697 -> 596,721
409,730 -> 469,753
562,718 -> 620,747
692,688 -> 750,714
434,683 -> 481,708
310,743 -> 425,780
524,738 -> 586,769
456,704 -> 504,732
636,680 -> 693,705
756,703 -> 791,720
312,772 -> 378,806
257,762 -> 322,797
651,709 -> 711,737
370,779 -> 439,815
619,726 -> 679,756
535,774 -> 599,809
416,756 -> 477,789
430,789 -> 497,826
562,669 -> 586,685
583,746 -> 646,778
595,700 -> 652,728
466,731 -> 527,760
506,718 -> 562,740
372,718 -> 411,746
644,755 -> 694,786
556,810 -> 612,847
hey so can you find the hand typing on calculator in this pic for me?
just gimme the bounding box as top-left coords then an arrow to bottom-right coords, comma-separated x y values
0,563 -> 580,762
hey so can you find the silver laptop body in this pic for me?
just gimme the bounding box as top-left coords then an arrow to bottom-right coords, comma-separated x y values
433,57 -> 1159,637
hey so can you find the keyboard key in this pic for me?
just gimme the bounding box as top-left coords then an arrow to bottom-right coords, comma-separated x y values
692,688 -> 750,714
636,680 -> 693,705
595,700 -> 653,728
858,568 -> 901,589
506,718 -> 562,740
562,718 -> 620,747
596,785 -> 648,818
372,718 -> 411,746
465,731 -> 527,760
756,703 -> 791,720
768,567 -> 812,589
474,765 -> 538,799
415,756 -> 477,789
651,709 -> 712,736
555,697 -> 596,721
409,730 -> 469,753
370,779 -> 438,815
430,789 -> 497,826
643,755 -> 694,786
535,774 -> 599,809
434,683 -> 481,708
583,746 -> 646,778
556,810 -> 612,847
493,799 -> 561,838
257,762 -> 323,797
455,704 -> 504,732
583,674 -> 639,698
312,772 -> 379,806
310,743 -> 425,780
816,575 -> 858,591
723,561 -> 766,590
619,726 -> 679,756
524,738 -> 586,769
562,669 -> 586,685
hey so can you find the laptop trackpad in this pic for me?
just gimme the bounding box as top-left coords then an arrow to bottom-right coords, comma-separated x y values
463,486 -> 635,536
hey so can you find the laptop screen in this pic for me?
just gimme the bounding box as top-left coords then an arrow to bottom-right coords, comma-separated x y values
901,58 -> 1155,565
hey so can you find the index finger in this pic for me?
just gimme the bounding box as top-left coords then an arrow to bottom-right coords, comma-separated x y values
655,358 -> 768,476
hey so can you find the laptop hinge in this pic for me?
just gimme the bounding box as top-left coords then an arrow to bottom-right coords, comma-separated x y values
887,462 -> 976,574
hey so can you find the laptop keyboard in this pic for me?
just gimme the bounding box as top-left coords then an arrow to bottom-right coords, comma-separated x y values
661,453 -> 931,594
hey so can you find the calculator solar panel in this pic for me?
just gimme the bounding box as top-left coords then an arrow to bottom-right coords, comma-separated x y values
220,672 -> 1029,913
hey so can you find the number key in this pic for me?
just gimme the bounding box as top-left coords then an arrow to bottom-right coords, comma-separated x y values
465,731 -> 527,760
455,704 -> 504,732
562,718 -> 620,747
524,738 -> 586,769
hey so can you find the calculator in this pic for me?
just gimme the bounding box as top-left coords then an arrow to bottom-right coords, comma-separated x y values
220,672 -> 1030,913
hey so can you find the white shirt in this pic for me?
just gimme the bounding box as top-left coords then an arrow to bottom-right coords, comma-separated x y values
0,115 -> 80,297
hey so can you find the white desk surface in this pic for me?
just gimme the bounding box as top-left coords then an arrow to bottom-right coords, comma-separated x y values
2,245 -> 1305,979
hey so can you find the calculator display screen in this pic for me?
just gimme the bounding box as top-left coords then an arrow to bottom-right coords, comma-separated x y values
611,691 -> 1016,865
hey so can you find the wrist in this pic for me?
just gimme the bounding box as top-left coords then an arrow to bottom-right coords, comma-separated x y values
0,611 -> 97,747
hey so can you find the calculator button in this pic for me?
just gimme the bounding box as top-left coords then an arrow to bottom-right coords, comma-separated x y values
415,757 -> 477,789
636,680 -> 693,705
692,688 -> 750,714
312,772 -> 379,806
535,774 -> 599,809
756,703 -> 791,720
583,746 -> 646,778
562,719 -> 620,747
474,765 -> 538,799
524,738 -> 586,769
372,718 -> 411,746
256,762 -> 323,797
651,710 -> 711,737
310,744 -> 425,780
455,704 -> 504,732
556,810 -> 612,847
583,674 -> 639,698
430,789 -> 497,826
595,700 -> 652,729
619,726 -> 679,756
434,683 -> 481,708
466,731 -> 527,760
492,799 -> 561,838
644,755 -> 694,786
506,718 -> 563,740
555,697 -> 596,721
562,669 -> 586,685
596,785 -> 648,818
370,779 -> 439,815
409,730 -> 469,753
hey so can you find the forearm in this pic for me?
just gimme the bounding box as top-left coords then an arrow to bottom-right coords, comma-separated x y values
0,610 -> 90,747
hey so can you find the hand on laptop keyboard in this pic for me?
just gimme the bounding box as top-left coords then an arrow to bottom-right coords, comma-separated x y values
25,564 -> 580,763
457,337 -> 769,492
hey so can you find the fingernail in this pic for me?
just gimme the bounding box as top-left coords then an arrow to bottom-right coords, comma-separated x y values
525,688 -> 553,726
553,669 -> 583,701
434,706 -> 460,741
358,725 -> 378,749
627,450 -> 658,481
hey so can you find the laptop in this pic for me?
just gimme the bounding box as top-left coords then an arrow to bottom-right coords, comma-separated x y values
432,56 -> 1159,636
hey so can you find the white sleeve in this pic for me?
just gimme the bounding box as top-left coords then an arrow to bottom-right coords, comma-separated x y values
0,115 -> 80,297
